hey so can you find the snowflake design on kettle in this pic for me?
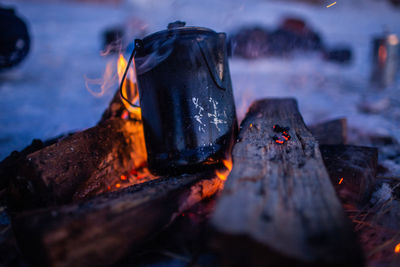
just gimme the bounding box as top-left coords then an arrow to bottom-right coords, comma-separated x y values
192,97 -> 227,133
192,97 -> 206,133
207,97 -> 227,131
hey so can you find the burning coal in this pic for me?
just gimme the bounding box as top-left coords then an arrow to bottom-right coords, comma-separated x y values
272,124 -> 291,144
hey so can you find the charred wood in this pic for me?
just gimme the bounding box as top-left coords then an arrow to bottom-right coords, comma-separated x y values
12,171 -> 222,267
8,118 -> 146,210
309,117 -> 347,145
320,144 -> 378,206
99,89 -> 125,123
211,98 -> 364,266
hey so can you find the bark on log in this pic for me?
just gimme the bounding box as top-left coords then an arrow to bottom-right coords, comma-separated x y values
0,134 -> 72,192
12,171 -> 222,267
320,144 -> 378,206
1,90 -> 121,192
0,139 -> 46,192
211,98 -> 364,266
309,118 -> 347,145
8,117 -> 146,210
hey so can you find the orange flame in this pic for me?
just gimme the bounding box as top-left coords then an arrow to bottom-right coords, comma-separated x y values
395,243 -> 400,253
216,158 -> 233,182
338,177 -> 344,184
85,51 -> 158,194
117,54 -> 141,118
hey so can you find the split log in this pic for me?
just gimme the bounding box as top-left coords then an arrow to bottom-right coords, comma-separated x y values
12,171 -> 222,267
320,144 -> 378,206
211,98 -> 364,266
309,118 -> 347,145
8,117 -> 146,210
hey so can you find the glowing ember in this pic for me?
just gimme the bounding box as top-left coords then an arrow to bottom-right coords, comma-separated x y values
338,177 -> 344,184
395,243 -> 400,253
115,183 -> 121,188
272,124 -> 291,144
216,158 -> 233,182
120,110 -> 129,120
326,2 -> 337,8
120,175 -> 127,181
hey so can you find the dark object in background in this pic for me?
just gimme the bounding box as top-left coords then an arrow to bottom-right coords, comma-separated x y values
370,34 -> 399,88
102,27 -> 124,54
390,0 -> 400,7
230,17 -> 353,64
229,26 -> 270,59
324,46 -> 352,63
124,22 -> 238,175
268,17 -> 323,55
0,6 -> 30,70
230,17 -> 323,58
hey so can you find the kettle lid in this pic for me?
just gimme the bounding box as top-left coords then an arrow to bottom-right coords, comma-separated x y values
141,21 -> 217,47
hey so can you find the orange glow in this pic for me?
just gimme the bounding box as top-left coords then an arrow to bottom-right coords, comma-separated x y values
378,45 -> 387,64
121,110 -> 129,120
338,178 -> 344,184
388,34 -> 399,46
326,2 -> 336,8
395,243 -> 400,253
117,54 -> 141,118
275,140 -> 284,144
85,53 -> 158,194
216,158 -> 233,182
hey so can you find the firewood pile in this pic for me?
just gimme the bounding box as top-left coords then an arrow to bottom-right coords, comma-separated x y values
0,91 -> 399,267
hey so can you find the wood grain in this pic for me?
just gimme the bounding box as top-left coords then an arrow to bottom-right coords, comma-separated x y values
211,98 -> 363,266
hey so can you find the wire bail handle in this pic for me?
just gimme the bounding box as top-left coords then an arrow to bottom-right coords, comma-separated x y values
119,39 -> 143,108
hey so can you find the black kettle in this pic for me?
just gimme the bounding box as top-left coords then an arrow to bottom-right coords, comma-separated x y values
120,22 -> 238,175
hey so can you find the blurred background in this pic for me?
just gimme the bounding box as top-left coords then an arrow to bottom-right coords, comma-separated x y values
0,0 -> 399,175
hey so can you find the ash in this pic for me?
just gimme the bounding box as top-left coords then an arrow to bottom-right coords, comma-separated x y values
370,183 -> 393,205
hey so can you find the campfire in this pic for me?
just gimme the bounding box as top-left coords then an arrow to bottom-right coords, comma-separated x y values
1,19 -> 400,267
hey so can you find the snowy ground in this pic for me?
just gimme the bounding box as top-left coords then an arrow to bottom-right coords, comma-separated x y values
0,0 -> 400,177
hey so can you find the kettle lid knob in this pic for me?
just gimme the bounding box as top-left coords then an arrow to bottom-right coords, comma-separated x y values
167,21 -> 186,30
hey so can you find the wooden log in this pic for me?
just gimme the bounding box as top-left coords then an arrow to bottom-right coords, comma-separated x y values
8,117 -> 147,210
307,118 -> 376,205
211,98 -> 364,266
12,171 -> 223,267
0,133 -> 73,193
99,89 -> 141,123
99,89 -> 125,123
309,118 -> 347,145
320,144 -> 378,206
0,139 -> 46,192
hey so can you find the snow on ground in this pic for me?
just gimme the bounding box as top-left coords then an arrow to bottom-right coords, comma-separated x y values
0,0 -> 400,173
